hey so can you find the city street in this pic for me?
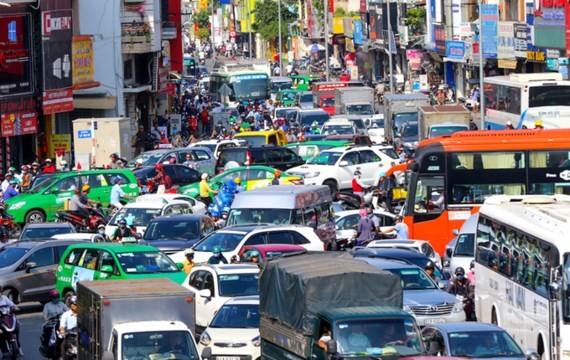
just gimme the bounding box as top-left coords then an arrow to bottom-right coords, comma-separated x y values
18,303 -> 43,360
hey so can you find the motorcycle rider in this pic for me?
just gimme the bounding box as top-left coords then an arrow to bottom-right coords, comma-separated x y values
112,219 -> 134,242
69,188 -> 91,227
59,296 -> 78,360
153,164 -> 172,194
109,152 -> 126,169
20,165 -> 31,192
377,172 -> 394,213
182,249 -> 196,275
80,185 -> 92,206
310,121 -> 321,134
97,224 -> 110,242
43,290 -> 67,322
0,285 -> 21,355
352,170 -> 368,199
110,176 -> 127,210
198,173 -> 217,206
424,261 -> 441,283
446,267 -> 476,321
208,245 -> 228,264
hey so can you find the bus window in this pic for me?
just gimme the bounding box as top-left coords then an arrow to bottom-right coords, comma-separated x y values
413,176 -> 444,213
452,152 -> 525,170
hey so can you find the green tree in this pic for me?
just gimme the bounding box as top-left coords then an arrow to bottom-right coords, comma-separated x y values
406,7 -> 426,35
253,0 -> 297,42
193,9 -> 211,29
333,8 -> 346,17
196,27 -> 211,40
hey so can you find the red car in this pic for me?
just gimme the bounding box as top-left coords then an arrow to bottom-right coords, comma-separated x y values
238,244 -> 307,261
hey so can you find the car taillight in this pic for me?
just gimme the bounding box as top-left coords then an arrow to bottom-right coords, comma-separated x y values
246,151 -> 251,165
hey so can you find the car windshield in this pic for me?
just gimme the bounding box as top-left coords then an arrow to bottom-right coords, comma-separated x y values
0,247 -> 28,268
447,330 -> 524,357
275,109 -> 298,121
110,207 -> 162,226
116,251 -> 180,273
237,136 -> 266,146
20,227 -> 74,241
300,113 -> 329,127
28,177 -> 58,193
322,125 -> 355,135
218,273 -> 259,297
227,209 -> 293,226
144,220 -> 201,241
209,303 -> 260,328
346,104 -> 373,115
193,232 -> 245,252
454,233 -> 475,257
307,151 -> 341,165
334,318 -> 423,356
387,268 -> 438,289
128,152 -> 165,167
121,330 -> 199,359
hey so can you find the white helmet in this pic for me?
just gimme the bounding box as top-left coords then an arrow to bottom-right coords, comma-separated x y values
201,173 -> 208,180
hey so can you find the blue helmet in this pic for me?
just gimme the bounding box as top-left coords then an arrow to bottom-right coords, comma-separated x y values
222,206 -> 230,214
114,176 -> 122,184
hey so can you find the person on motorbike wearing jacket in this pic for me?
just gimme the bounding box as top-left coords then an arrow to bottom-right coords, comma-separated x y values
0,285 -> 22,355
352,170 -> 369,199
447,267 -> 476,321
424,261 -> 441,283
43,290 -> 68,321
69,188 -> 91,227
110,176 -> 127,210
208,245 -> 228,264
60,296 -> 78,360
112,219 -> 134,242
20,165 -> 31,192
153,164 -> 172,194
377,172 -> 394,213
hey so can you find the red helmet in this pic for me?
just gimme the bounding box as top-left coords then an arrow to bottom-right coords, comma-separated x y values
155,164 -> 163,171
49,289 -> 60,298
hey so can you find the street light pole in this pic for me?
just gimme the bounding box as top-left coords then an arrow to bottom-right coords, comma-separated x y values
324,0 -> 329,81
387,0 -> 394,94
211,0 -> 215,51
478,0 -> 485,130
249,0 -> 252,60
278,0 -> 282,74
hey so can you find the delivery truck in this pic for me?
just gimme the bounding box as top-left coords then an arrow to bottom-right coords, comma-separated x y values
259,252 -> 425,360
77,278 -> 204,360
417,105 -> 470,140
383,94 -> 430,145
334,87 -> 375,116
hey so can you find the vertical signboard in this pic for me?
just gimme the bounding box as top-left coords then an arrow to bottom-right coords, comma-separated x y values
354,20 -> 363,44
71,36 -> 94,86
0,96 -> 37,137
497,22 -> 515,59
41,0 -> 74,114
513,23 -> 528,58
0,14 -> 33,98
481,4 -> 498,59
534,0 -> 565,49
452,0 -> 462,39
434,23 -> 446,55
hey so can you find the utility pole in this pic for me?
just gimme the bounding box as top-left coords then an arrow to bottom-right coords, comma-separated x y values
387,0 -> 394,94
211,0 -> 215,51
478,0 -> 485,129
324,0 -> 329,81
278,0 -> 282,74
249,0 -> 252,60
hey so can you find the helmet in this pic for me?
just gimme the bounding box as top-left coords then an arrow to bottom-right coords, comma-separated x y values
32,162 -> 39,166
506,121 -> 513,126
155,164 -> 163,171
234,177 -> 241,184
311,121 -> 318,127
110,152 -> 118,158
354,170 -> 361,176
119,219 -> 127,225
535,119 -> 543,127
184,248 -> 195,255
21,165 -> 29,171
70,296 -> 77,304
212,245 -> 222,254
61,160 -> 67,165
221,127 -> 227,133
222,206 -> 230,214
114,176 -> 122,184
97,224 -> 105,230
425,261 -> 435,270
250,250 -> 260,257
274,170 -> 281,177
379,172 -> 387,177
394,215 -> 403,222
49,289 -> 59,298
169,158 -> 176,164
8,180 -> 16,185
8,167 -> 14,172
455,267 -> 466,276
201,173 -> 209,180
45,158 -> 52,163
82,185 -> 91,192
470,259 -> 475,269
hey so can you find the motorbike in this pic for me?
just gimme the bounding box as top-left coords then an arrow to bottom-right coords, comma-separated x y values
0,206 -> 20,239
0,307 -> 19,360
55,203 -> 108,232
335,191 -> 362,210
39,315 -> 62,360
63,332 -> 77,360
454,294 -> 477,321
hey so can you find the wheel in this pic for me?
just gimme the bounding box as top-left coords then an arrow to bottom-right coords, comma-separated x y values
8,224 -> 20,239
323,180 -> 338,195
63,290 -> 75,307
25,210 -> 45,224
3,288 -> 18,304
7,340 -> 18,360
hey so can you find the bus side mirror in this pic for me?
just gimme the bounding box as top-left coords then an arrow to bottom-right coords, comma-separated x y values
549,281 -> 561,300
326,340 -> 338,355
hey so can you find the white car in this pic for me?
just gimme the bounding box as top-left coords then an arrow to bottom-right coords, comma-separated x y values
134,193 -> 207,215
105,200 -> 192,238
366,239 -> 442,266
287,144 -> 399,192
170,225 -> 324,264
183,264 -> 259,331
334,209 -> 396,241
199,296 -> 260,359
189,139 -> 245,159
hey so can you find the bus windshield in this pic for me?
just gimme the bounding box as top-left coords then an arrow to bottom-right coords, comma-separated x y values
227,209 -> 293,226
231,75 -> 269,101
529,85 -> 570,107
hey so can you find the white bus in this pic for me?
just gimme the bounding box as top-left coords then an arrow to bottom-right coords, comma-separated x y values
209,70 -> 270,106
483,73 -> 570,129
474,194 -> 570,360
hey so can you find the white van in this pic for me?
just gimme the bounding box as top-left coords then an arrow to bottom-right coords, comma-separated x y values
448,212 -> 478,274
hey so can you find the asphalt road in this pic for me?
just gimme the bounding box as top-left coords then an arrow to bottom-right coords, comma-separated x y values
18,303 -> 43,359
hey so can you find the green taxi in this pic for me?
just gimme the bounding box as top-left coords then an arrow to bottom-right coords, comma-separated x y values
285,140 -> 350,161
290,74 -> 320,91
55,243 -> 186,302
276,89 -> 301,107
178,165 -> 304,198
6,170 -> 139,224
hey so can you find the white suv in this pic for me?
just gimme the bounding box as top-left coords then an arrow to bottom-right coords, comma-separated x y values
189,139 -> 245,159
183,264 -> 259,332
287,145 -> 399,192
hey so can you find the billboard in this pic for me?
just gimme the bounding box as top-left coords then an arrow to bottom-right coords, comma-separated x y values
0,14 -> 33,98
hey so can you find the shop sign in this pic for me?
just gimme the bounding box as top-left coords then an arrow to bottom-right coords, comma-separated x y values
346,38 -> 355,52
121,21 -> 152,53
0,96 -> 37,137
50,134 -> 71,156
72,35 -> 94,86
459,22 -> 473,37
369,10 -> 378,39
527,50 -> 546,61
513,23 -> 527,58
406,49 -> 429,70
354,20 -> 363,44
41,6 -> 74,115
547,48 -> 561,57
332,18 -> 344,34
445,40 -> 465,61
360,0 -> 367,12
434,23 -> 446,55
0,14 -> 33,98
481,4 -> 498,59
534,0 -> 565,49
343,17 -> 353,37
498,59 -> 518,69
498,22 -> 515,59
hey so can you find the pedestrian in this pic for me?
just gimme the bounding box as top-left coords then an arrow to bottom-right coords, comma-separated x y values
356,208 -> 374,246
134,125 -> 146,156
379,215 -> 409,239
199,107 -> 209,135
378,172 -> 394,213
42,158 -> 56,174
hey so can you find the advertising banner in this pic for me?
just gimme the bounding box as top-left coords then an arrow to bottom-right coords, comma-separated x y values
452,0 -> 462,39
354,20 -> 363,44
434,23 -> 446,55
445,40 -> 465,61
41,3 -> 74,115
71,36 -> 94,86
0,96 -> 37,137
498,22 -> 515,59
534,0 -> 565,49
407,49 -> 429,70
481,4 -> 498,59
369,10 -> 378,39
0,14 -> 33,97
513,23 -> 527,58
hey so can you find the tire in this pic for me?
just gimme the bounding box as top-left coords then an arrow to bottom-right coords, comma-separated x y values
7,340 -> 18,360
25,209 -> 45,224
8,224 -> 21,239
3,288 -> 18,304
323,180 -> 338,195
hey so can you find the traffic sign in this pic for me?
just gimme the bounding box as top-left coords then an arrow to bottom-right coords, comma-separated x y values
78,130 -> 92,139
229,30 -> 236,38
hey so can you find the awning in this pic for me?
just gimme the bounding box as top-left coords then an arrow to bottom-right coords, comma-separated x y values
73,96 -> 117,110
443,57 -> 466,63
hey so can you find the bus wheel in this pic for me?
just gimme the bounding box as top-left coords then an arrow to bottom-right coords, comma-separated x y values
491,308 -> 498,325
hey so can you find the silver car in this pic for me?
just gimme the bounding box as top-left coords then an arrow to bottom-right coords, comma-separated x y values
127,147 -> 216,176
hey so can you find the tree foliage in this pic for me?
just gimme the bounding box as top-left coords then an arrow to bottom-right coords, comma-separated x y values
193,9 -> 211,29
406,7 -> 426,35
333,8 -> 346,17
196,27 -> 211,40
253,0 -> 297,41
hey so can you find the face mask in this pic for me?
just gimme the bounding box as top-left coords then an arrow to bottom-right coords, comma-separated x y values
120,224 -> 126,228
98,230 -> 105,235
51,298 -> 59,304
456,274 -> 465,281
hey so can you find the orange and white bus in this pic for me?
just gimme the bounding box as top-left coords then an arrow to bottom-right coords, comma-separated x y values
403,128 -> 570,255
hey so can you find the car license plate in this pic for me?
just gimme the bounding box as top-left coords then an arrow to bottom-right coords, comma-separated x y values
217,357 -> 240,360
424,318 -> 446,324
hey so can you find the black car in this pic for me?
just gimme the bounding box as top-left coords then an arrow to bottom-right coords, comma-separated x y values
133,164 -> 201,187
139,215 -> 205,255
216,146 -> 305,174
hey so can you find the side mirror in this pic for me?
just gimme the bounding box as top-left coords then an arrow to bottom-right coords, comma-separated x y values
26,262 -> 37,272
452,229 -> 459,236
100,265 -> 114,273
326,339 -> 338,355
134,233 -> 142,240
339,161 -> 349,167
437,280 -> 447,290
549,281 -> 561,300
199,288 -> 212,299
443,260 -> 450,268
201,347 -> 213,359
446,247 -> 453,259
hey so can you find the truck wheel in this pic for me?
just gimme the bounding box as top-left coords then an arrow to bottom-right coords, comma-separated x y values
25,210 -> 45,224
323,180 -> 338,195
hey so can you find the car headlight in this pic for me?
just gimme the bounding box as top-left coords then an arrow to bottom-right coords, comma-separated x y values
9,201 -> 25,210
303,172 -> 320,178
252,335 -> 261,347
452,301 -> 464,313
200,331 -> 211,346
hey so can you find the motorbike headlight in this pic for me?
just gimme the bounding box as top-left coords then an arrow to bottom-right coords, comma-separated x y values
9,202 -> 25,210
452,301 -> 464,313
199,331 -> 211,346
252,335 -> 261,347
303,172 -> 320,178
